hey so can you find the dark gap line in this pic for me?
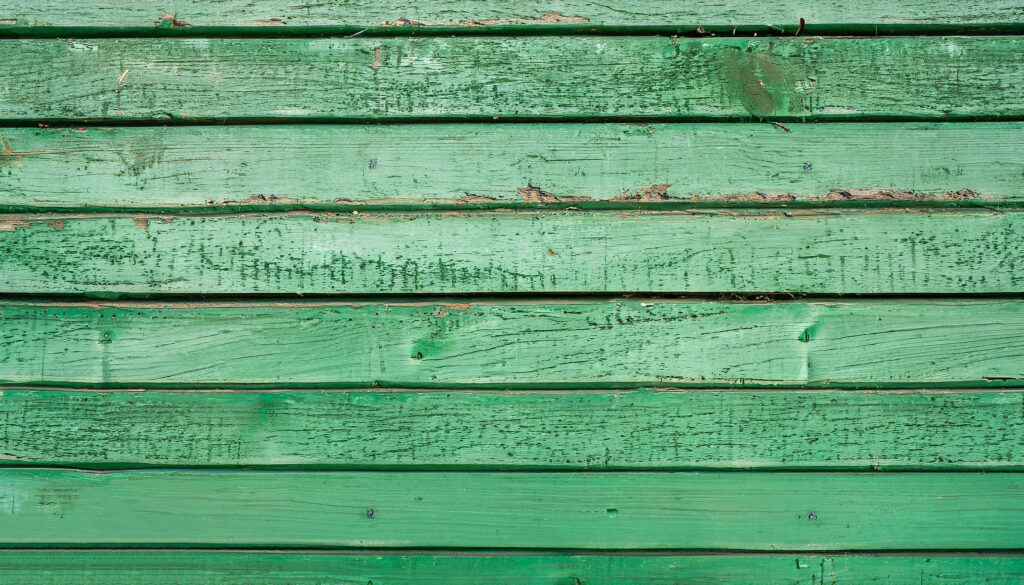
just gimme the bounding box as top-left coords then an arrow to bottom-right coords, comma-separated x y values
0,543 -> 1021,554
1,547 -> 1022,557
1,23 -> 1023,39
12,114 -> 1024,127
1,291 -> 1024,303
1,381 -> 1021,391
7,114 -> 1024,128
0,202 -> 1020,214
1,464 -> 1022,473
0,385 -> 1018,394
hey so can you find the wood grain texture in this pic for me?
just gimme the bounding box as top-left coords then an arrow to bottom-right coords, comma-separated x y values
3,36 -> 1023,122
1,389 -> 1021,470
1,551 -> 1022,585
2,123 -> 1021,210
0,470 -> 1021,549
1,300 -> 1021,388
2,210 -> 1022,295
4,1 -> 1023,32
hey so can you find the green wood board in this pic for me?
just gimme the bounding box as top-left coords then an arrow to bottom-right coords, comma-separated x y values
0,470 -> 1020,549
2,210 -> 1022,295
1,389 -> 1020,470
1,300 -> 1021,388
1,551 -> 1022,585
2,123 -> 1021,210
4,1 -> 1023,34
3,36 -> 1023,122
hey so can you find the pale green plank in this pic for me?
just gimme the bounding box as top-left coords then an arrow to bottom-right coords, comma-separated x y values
0,300 -> 1020,388
1,210 -> 1021,294
3,1 -> 1023,32
1,389 -> 1020,469
1,551 -> 1023,585
0,470 -> 1020,549
2,123 -> 1021,210
2,37 -> 1023,121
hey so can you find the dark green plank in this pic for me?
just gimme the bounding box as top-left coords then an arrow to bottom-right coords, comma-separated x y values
1,551 -> 1022,585
0,470 -> 1020,549
0,300 -> 1021,388
2,36 -> 1023,121
1,389 -> 1021,469
4,1 -> 1023,33
2,123 -> 1022,210
1,210 -> 1021,294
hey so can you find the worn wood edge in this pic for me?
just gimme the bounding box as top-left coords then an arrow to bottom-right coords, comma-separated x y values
2,122 -> 1022,210
0,550 -> 1021,585
0,388 -> 1021,470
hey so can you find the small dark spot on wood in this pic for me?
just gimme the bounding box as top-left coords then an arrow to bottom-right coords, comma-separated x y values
807,512 -> 817,520
803,163 -> 813,172
368,159 -> 377,169
366,508 -> 375,518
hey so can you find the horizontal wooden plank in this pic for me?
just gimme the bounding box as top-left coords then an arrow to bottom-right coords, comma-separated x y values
4,1 -> 1023,33
1,300 -> 1021,388
1,389 -> 1021,469
0,470 -> 1020,549
2,36 -> 1022,121
1,210 -> 1021,295
1,552 -> 1022,585
2,123 -> 1022,210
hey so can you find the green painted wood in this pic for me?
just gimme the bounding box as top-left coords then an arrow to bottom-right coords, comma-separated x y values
0,470 -> 1021,549
1,389 -> 1021,470
4,1 -> 1023,33
3,36 -> 1023,122
2,210 -> 1021,295
2,123 -> 1021,210
1,551 -> 1022,585
1,300 -> 1021,388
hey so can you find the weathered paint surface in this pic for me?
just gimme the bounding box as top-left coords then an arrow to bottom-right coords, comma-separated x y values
4,1 -> 1023,31
2,37 -> 1023,121
0,210 -> 1020,294
2,123 -> 1019,209
0,0 -> 1021,570
1,551 -> 1023,585
0,300 -> 1020,388
0,470 -> 1021,549
0,389 -> 1020,469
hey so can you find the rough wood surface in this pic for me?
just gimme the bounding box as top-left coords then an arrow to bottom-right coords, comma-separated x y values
3,36 -> 1023,121
4,1 -> 1023,31
1,389 -> 1020,470
0,469 -> 1021,549
1,551 -> 1022,585
1,300 -> 1021,388
2,123 -> 1021,210
1,210 -> 1021,295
